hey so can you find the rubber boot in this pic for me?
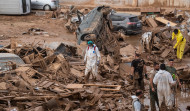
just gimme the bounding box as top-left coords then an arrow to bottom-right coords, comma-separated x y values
84,73 -> 90,84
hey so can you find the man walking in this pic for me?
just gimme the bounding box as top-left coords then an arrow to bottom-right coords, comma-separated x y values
84,41 -> 101,83
131,52 -> 147,90
172,29 -> 186,62
149,62 -> 159,111
153,64 -> 176,110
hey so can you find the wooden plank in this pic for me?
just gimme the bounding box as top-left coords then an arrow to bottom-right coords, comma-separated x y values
66,84 -> 84,89
66,84 -> 121,91
38,81 -> 49,87
146,18 -> 158,28
70,68 -> 84,78
20,73 -> 35,86
160,48 -> 172,58
43,82 -> 54,88
38,80 -> 54,88
155,17 -> 177,26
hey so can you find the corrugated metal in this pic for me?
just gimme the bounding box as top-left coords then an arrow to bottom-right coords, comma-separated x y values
60,0 -> 190,8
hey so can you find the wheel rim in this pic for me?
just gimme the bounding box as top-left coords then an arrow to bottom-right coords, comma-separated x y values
44,5 -> 50,11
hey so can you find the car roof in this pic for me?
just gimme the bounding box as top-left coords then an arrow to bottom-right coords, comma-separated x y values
0,53 -> 20,58
111,13 -> 137,18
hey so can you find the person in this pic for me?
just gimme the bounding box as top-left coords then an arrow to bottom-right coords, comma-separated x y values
166,59 -> 181,106
131,52 -> 147,90
172,29 -> 186,62
166,59 -> 181,87
149,62 -> 159,111
153,64 -> 176,110
132,90 -> 144,111
84,41 -> 101,83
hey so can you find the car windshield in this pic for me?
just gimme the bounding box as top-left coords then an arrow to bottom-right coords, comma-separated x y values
129,17 -> 139,22
0,57 -> 24,71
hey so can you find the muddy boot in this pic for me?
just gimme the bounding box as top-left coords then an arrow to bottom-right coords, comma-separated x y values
84,73 -> 90,84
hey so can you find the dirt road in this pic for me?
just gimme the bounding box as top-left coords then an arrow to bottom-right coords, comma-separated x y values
0,12 -> 76,46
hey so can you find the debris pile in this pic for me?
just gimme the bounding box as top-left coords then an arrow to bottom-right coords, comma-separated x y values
0,41 -> 138,110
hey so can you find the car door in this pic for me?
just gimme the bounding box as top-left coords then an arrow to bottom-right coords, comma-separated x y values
36,0 -> 45,9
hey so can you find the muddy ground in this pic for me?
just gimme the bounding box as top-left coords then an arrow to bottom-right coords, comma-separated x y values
0,11 -> 190,110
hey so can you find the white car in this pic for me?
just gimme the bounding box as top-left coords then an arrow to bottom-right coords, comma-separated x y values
31,0 -> 59,11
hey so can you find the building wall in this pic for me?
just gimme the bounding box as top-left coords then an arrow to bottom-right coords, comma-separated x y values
60,0 -> 190,8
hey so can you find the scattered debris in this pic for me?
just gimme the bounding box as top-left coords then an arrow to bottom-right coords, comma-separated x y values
22,28 -> 48,36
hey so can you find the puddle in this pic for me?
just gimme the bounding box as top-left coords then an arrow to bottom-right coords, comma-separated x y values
125,34 -> 141,47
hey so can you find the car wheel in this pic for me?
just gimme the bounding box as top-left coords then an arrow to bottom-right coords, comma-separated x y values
44,5 -> 51,11
118,29 -> 126,35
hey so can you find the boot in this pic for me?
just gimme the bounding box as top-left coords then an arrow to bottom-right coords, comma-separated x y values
84,73 -> 90,84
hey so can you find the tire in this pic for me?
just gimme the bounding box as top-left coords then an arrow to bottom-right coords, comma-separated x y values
118,28 -> 126,35
43,5 -> 51,11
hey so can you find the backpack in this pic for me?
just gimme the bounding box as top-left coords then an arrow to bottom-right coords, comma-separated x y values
87,46 -> 96,51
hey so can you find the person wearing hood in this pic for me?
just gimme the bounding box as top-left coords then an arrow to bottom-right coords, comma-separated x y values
84,41 -> 101,83
132,90 -> 144,111
153,64 -> 176,110
172,29 -> 186,62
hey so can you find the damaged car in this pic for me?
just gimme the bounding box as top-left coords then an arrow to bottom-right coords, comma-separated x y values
0,53 -> 25,72
109,11 -> 142,35
76,6 -> 120,62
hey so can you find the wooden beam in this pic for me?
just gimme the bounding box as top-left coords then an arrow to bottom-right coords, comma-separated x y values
155,17 -> 177,26
66,84 -> 121,91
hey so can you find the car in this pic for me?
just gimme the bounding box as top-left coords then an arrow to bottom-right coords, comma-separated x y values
31,0 -> 59,11
76,6 -> 120,62
109,12 -> 142,34
0,53 -> 25,72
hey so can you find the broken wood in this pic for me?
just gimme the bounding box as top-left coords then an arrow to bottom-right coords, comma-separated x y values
155,17 -> 177,26
160,47 -> 172,58
146,18 -> 158,28
66,84 -> 121,91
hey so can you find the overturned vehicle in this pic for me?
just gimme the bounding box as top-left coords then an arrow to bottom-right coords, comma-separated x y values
76,6 -> 120,62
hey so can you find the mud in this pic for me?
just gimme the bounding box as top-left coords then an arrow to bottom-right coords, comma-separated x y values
0,8 -> 190,110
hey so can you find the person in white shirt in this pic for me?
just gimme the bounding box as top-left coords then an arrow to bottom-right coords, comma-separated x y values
132,90 -> 144,111
153,64 -> 176,110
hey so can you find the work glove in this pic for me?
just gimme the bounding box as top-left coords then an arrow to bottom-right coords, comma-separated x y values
145,73 -> 148,79
97,61 -> 100,65
174,48 -> 177,52
130,75 -> 133,80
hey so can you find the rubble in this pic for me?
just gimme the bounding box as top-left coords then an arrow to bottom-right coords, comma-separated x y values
0,41 -> 133,110
22,28 -> 48,36
0,5 -> 190,111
